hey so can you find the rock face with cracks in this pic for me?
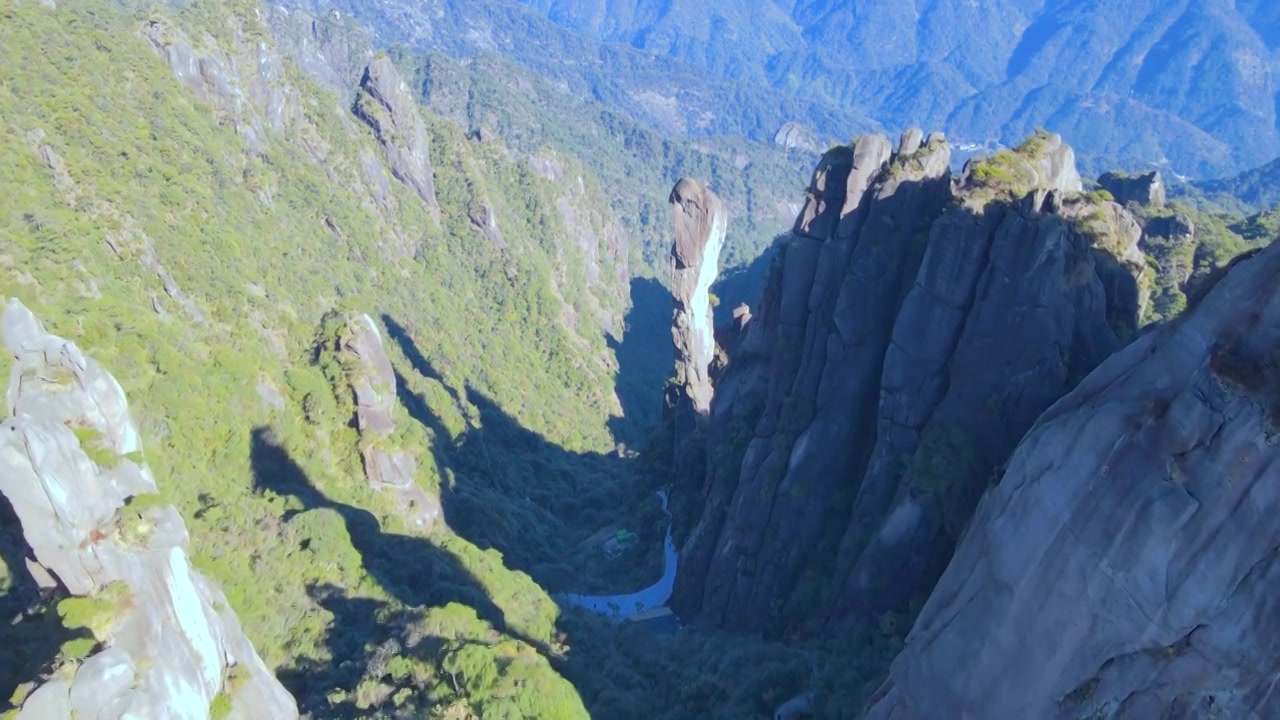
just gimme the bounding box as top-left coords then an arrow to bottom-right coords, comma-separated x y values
672,130 -> 1146,634
0,298 -> 297,720
335,313 -> 441,531
354,55 -> 441,223
865,240 -> 1280,719
667,178 -> 727,419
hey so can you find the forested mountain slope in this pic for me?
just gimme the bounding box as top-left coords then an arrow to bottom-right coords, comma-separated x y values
523,0 -> 1280,178
283,0 -> 1280,178
0,0 -> 664,715
5,0 -> 1280,718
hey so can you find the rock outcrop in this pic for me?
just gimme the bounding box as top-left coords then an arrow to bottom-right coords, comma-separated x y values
774,121 -> 823,156
331,313 -> 441,530
142,17 -> 299,155
266,5 -> 374,92
673,130 -> 1144,633
0,299 -> 297,719
667,178 -> 727,418
354,56 -> 441,223
467,203 -> 508,249
865,239 -> 1280,719
958,131 -> 1084,203
1099,170 -> 1167,207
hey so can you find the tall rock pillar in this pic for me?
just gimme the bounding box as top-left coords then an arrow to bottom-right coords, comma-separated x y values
667,178 -> 726,419
665,179 -> 726,560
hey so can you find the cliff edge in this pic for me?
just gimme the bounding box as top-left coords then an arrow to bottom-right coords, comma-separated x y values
865,241 -> 1280,718
0,299 -> 297,720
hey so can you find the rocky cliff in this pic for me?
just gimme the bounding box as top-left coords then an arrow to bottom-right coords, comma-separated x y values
673,130 -> 1148,633
864,240 -> 1280,719
327,312 -> 441,530
1099,170 -> 1167,208
141,16 -> 300,157
0,299 -> 296,719
773,121 -> 823,156
354,55 -> 441,223
667,178 -> 727,418
266,5 -> 373,92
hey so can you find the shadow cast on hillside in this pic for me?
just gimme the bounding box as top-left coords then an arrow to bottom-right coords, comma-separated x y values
607,277 -> 672,447
607,252 -> 787,451
0,493 -> 76,705
250,426 -> 553,713
380,316 -> 665,597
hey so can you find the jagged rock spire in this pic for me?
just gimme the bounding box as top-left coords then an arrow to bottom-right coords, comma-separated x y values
668,178 -> 726,417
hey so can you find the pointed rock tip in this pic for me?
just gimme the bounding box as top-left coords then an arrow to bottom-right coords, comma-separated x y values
3,298 -> 43,354
670,177 -> 707,201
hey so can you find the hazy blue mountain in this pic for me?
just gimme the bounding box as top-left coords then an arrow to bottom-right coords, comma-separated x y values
291,0 -> 1280,178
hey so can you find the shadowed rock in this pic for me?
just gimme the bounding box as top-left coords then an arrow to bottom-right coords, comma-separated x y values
0,299 -> 297,720
673,131 -> 1143,632
865,238 -> 1280,720
1099,170 -> 1167,207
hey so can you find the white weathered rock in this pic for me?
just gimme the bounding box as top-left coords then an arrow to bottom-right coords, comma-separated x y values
0,298 -> 298,720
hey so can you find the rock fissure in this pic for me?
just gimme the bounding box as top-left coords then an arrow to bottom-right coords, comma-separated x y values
675,130 -> 1146,642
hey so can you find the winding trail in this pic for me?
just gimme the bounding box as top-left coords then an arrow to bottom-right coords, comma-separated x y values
558,489 -> 677,620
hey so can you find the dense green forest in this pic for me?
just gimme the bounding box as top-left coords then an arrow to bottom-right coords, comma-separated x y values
395,49 -> 812,277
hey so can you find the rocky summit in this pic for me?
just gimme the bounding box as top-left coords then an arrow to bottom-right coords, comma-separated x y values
0,300 -> 296,719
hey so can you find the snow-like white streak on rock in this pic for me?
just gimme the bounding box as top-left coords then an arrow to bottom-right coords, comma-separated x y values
690,210 -> 726,387
166,548 -> 225,696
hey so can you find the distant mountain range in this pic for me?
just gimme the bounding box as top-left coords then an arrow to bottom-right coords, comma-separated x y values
278,0 -> 1280,179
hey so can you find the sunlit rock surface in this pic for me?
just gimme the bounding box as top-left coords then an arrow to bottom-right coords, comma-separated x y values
0,298 -> 298,720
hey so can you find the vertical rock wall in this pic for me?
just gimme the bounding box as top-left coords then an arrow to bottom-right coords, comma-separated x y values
673,131 -> 1147,634
866,241 -> 1280,719
668,178 -> 727,418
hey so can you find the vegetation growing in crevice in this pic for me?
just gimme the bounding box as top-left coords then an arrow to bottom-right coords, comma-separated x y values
966,129 -> 1056,198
